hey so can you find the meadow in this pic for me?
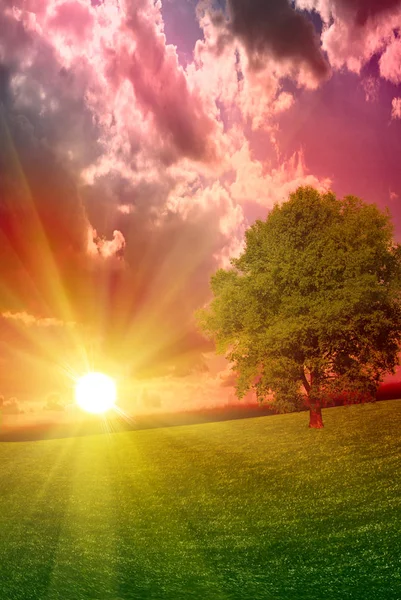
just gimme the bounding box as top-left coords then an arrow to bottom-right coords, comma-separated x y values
0,400 -> 400,600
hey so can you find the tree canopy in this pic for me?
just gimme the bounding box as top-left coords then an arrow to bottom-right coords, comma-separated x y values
197,187 -> 401,427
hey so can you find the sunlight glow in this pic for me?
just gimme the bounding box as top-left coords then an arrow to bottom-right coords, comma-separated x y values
75,372 -> 117,414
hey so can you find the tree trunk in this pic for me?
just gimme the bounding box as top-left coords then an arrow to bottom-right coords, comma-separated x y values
301,368 -> 324,428
309,403 -> 324,428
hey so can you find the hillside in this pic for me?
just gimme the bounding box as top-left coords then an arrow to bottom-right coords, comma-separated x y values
0,401 -> 400,599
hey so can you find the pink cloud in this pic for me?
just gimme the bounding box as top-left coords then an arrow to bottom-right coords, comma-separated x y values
295,1 -> 401,118
164,179 -> 246,267
123,3 -> 219,163
229,141 -> 332,208
361,76 -> 380,103
87,227 -> 126,259
1,311 -> 75,328
380,37 -> 401,84
295,0 -> 401,75
1,397 -> 23,415
5,0 -> 221,169
236,61 -> 286,130
48,0 -> 94,41
391,97 -> 401,120
117,204 -> 135,215
190,25 -> 240,113
296,0 -> 401,27
192,1 -> 329,134
273,91 -> 295,114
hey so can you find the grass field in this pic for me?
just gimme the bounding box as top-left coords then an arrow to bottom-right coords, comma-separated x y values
0,401 -> 400,600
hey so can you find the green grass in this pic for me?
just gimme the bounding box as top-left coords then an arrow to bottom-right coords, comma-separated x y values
1,401 -> 401,600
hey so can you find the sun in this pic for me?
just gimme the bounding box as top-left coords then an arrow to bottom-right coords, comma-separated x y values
75,372 -> 117,414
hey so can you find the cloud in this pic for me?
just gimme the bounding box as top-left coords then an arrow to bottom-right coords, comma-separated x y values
123,0 -> 219,163
48,0 -> 94,41
118,204 -> 135,215
198,0 -> 330,88
294,0 -> 401,119
296,0 -> 401,26
391,97 -> 401,120
361,76 -> 379,103
190,22 -> 281,132
229,142 -> 332,208
1,397 -> 23,415
1,0 -> 222,174
191,1 -> 326,135
296,0 -> 401,75
379,37 -> 401,84
87,227 -> 126,259
1,311 -> 75,328
332,0 -> 401,25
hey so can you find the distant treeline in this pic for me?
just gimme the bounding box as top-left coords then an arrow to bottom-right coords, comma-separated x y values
1,386 -> 400,442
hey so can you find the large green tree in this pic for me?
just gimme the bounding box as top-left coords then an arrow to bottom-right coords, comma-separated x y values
198,187 -> 401,427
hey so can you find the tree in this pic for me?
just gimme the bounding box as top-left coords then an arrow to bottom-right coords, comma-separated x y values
197,187 -> 401,428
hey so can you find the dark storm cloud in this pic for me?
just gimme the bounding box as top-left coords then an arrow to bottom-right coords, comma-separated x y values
216,0 -> 330,80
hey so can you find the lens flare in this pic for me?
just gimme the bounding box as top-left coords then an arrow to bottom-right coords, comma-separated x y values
75,372 -> 117,414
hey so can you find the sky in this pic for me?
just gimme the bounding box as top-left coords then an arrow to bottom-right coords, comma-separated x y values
0,0 -> 401,419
